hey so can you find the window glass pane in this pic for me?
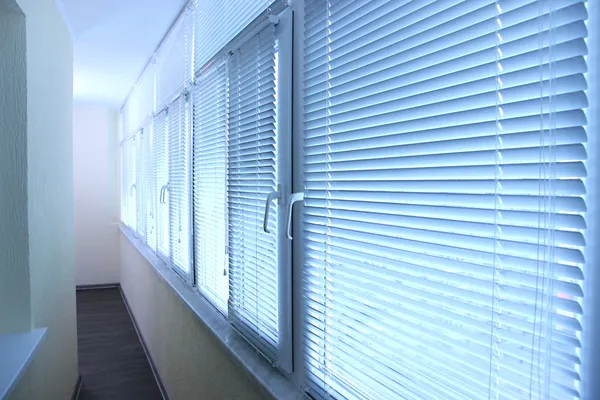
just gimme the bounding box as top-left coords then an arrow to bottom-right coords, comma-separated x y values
227,23 -> 280,361
168,96 -> 191,274
193,59 -> 229,312
156,12 -> 193,111
144,123 -> 157,250
193,0 -> 275,71
155,111 -> 170,258
301,1 -> 589,399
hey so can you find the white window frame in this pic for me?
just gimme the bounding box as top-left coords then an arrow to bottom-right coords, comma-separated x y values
190,5 -> 294,372
273,6 -> 293,374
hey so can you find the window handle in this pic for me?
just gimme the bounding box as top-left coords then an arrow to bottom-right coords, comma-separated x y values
263,186 -> 281,234
130,184 -> 136,196
160,184 -> 169,204
285,192 -> 304,240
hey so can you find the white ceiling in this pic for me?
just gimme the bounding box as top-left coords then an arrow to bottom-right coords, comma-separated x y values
58,0 -> 188,108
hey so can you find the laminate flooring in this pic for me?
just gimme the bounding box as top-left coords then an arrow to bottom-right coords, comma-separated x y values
76,288 -> 163,400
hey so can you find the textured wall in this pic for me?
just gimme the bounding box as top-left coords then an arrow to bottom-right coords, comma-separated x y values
73,105 -> 120,285
10,0 -> 79,398
120,234 -> 267,400
0,0 -> 30,335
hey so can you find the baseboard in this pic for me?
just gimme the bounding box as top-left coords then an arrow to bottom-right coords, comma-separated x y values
76,283 -> 120,291
71,375 -> 82,400
119,288 -> 170,400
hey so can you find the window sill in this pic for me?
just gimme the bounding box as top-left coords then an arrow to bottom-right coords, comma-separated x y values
119,225 -> 306,400
0,328 -> 47,399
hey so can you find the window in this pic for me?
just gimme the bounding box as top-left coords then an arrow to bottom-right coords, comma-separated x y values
119,0 -> 600,398
154,110 -> 170,259
122,135 -> 137,232
193,0 -> 276,72
120,140 -> 128,225
192,59 -> 229,312
168,95 -> 192,276
121,1 -> 293,368
123,63 -> 154,136
156,10 -> 192,111
191,8 -> 293,369
300,0 -> 589,399
135,129 -> 146,240
156,8 -> 194,277
143,122 -> 157,251
227,22 -> 284,364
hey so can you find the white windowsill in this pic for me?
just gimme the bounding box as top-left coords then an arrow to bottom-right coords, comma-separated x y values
120,225 -> 306,400
0,328 -> 47,400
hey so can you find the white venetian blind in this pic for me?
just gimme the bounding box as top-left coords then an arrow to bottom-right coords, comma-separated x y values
168,96 -> 191,274
193,0 -> 275,71
135,129 -> 147,239
144,122 -> 157,250
124,64 -> 155,135
155,110 -> 170,258
302,0 -> 588,399
193,59 -> 229,312
124,136 -> 138,232
156,10 -> 193,111
121,141 -> 128,224
227,24 -> 280,360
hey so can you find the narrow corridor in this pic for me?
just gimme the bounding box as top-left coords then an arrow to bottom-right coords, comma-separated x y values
76,288 -> 163,399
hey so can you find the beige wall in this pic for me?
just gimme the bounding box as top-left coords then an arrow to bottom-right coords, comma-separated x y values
120,234 -> 266,400
10,0 -> 79,398
73,105 -> 120,285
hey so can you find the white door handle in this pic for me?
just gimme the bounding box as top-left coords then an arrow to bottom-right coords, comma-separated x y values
263,186 -> 281,233
285,192 -> 304,240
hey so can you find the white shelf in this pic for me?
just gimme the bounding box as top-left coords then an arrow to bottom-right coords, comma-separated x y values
0,328 -> 47,400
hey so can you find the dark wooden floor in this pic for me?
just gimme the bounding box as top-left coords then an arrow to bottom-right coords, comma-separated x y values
76,288 -> 163,399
